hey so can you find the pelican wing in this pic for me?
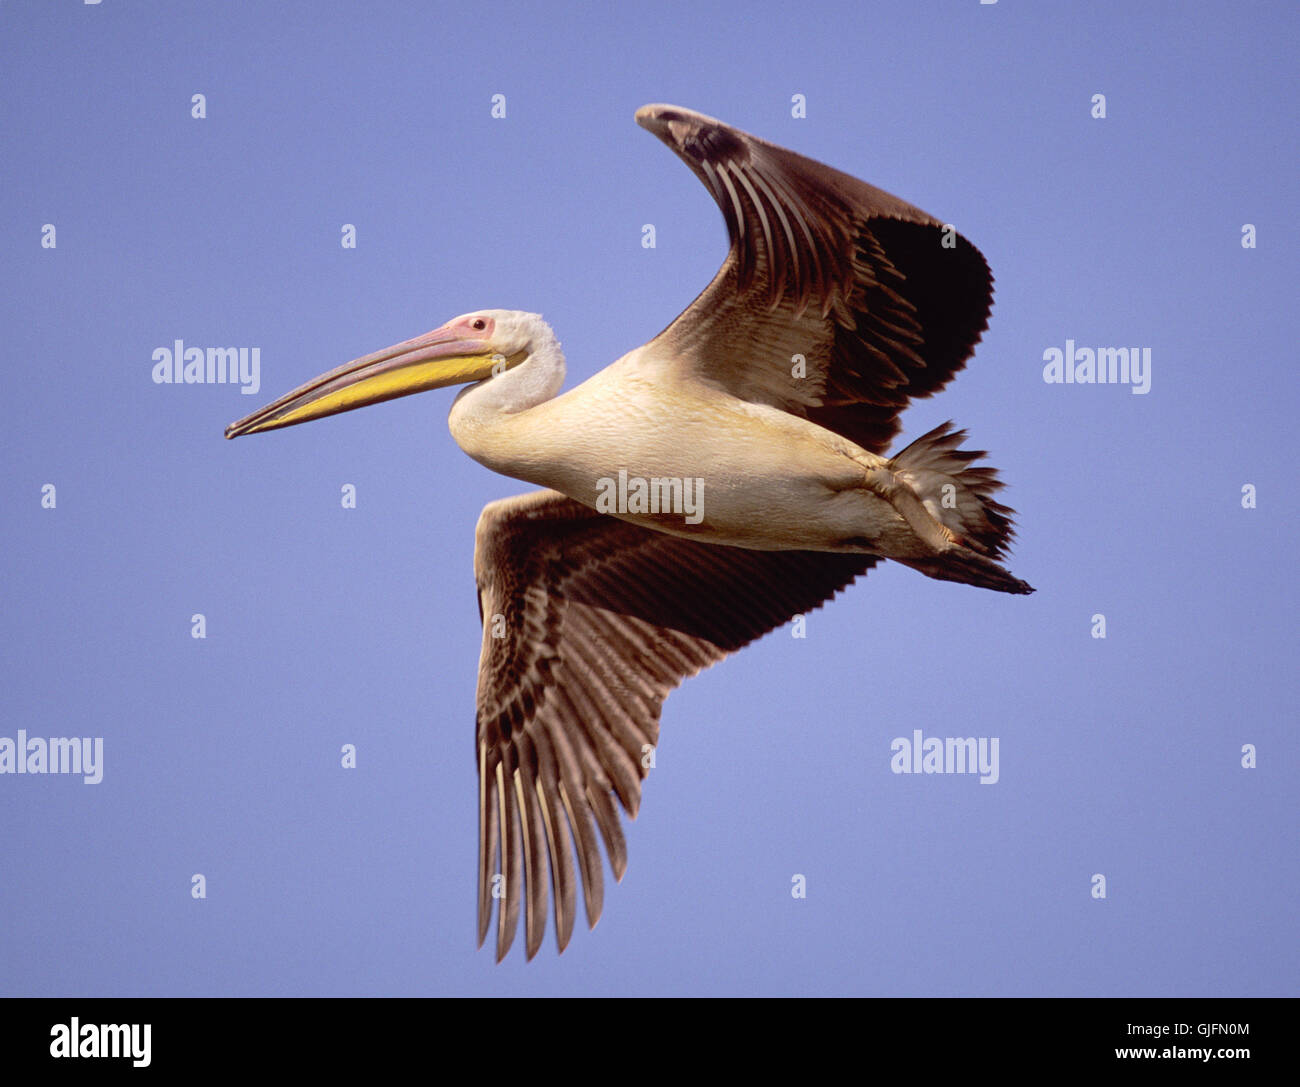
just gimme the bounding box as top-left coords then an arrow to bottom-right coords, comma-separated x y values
472,489 -> 877,959
638,104 -> 993,454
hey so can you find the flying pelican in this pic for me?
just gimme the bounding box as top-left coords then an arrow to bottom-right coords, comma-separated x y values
226,104 -> 1033,961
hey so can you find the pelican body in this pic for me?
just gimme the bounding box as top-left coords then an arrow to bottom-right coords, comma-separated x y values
227,104 -> 1032,961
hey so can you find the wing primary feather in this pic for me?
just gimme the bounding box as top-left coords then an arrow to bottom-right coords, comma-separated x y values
555,641 -> 645,814
530,729 -> 577,952
760,165 -> 825,315
740,163 -> 800,305
495,759 -> 522,962
567,611 -> 659,764
587,784 -> 629,881
700,159 -> 743,272
477,740 -> 499,948
565,600 -> 661,719
547,688 -> 606,927
726,162 -> 779,297
513,761 -> 549,961
712,161 -> 753,291
559,777 -> 605,928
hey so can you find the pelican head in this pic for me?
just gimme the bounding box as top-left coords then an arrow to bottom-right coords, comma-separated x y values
224,309 -> 558,439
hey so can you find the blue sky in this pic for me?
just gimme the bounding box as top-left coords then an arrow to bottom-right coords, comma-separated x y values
1,0 -> 1295,996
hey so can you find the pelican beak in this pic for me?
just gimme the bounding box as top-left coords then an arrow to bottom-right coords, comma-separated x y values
224,325 -> 509,438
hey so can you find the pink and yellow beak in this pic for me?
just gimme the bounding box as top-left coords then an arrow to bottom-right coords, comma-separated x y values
225,325 -> 512,439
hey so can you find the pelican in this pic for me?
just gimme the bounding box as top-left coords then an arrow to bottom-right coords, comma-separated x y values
226,104 -> 1033,961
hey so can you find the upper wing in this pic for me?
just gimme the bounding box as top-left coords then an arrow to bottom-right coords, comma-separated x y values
472,490 -> 878,960
636,104 -> 994,454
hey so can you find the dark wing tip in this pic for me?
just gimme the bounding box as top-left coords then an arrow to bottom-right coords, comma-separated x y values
635,102 -> 707,132
636,103 -> 748,167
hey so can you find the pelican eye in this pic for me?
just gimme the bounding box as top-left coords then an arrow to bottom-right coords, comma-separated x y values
472,318 -> 487,331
